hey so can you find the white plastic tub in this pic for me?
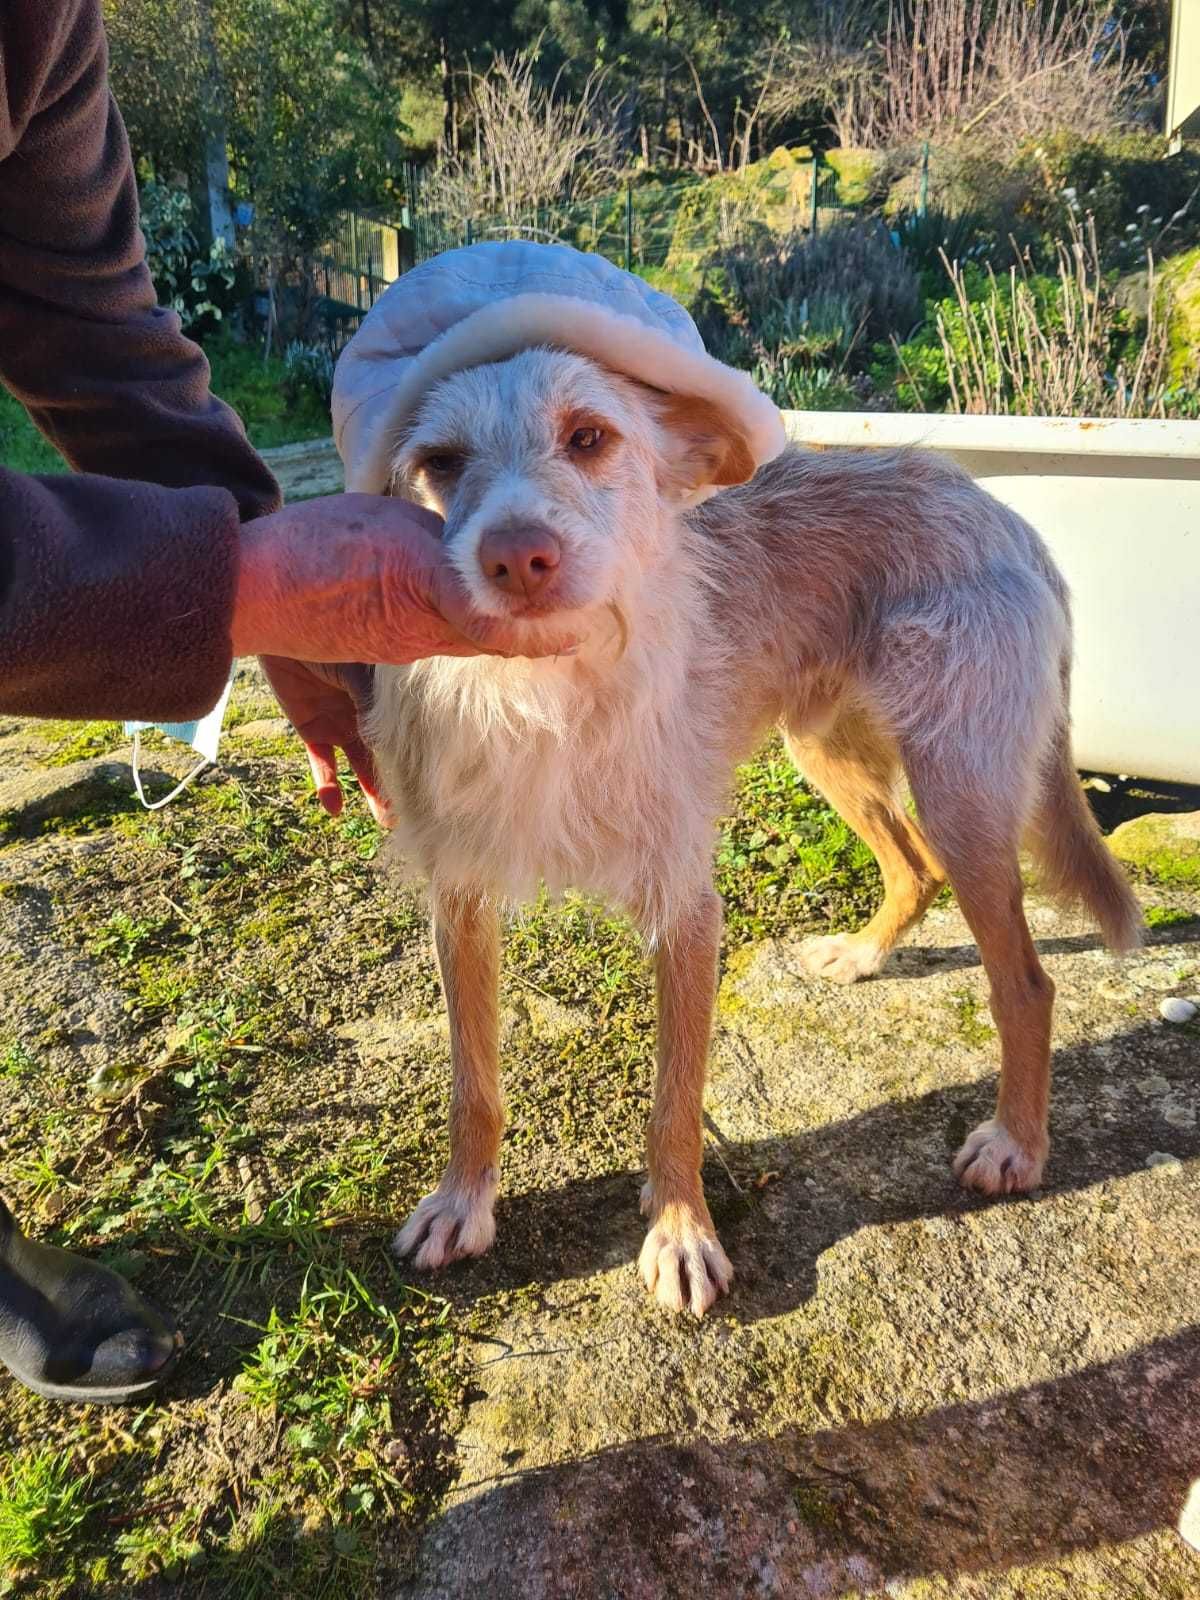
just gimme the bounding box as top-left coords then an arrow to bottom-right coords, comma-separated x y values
782,411 -> 1200,785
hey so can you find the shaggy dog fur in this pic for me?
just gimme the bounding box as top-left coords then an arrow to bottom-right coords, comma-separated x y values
366,348 -> 1142,1317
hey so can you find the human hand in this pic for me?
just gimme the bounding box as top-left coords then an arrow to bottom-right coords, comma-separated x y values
259,656 -> 390,823
231,495 -> 577,664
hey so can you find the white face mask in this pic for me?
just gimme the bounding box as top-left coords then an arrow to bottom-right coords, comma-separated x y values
123,674 -> 233,810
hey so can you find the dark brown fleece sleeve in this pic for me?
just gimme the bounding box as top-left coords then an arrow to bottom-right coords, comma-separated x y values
0,0 -> 282,721
0,467 -> 241,720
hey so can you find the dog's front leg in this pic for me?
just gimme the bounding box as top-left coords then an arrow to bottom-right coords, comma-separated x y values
639,889 -> 733,1318
394,887 -> 503,1270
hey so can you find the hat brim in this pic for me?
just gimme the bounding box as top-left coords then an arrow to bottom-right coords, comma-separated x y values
334,292 -> 786,494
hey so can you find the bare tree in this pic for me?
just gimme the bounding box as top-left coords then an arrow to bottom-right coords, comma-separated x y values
424,47 -> 619,235
880,0 -> 1143,145
762,1 -> 887,149
765,0 -> 1143,152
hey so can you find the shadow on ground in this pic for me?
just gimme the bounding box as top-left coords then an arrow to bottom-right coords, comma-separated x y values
418,1013 -> 1200,1327
391,1326 -> 1200,1598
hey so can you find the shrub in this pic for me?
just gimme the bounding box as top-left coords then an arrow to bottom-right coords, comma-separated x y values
282,341 -> 336,407
751,357 -> 859,412
139,180 -> 235,331
892,211 -> 1196,418
714,220 -> 923,368
1015,132 -> 1200,265
891,205 -> 1000,298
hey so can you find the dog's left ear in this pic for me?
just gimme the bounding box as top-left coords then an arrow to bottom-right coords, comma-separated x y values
652,393 -> 757,497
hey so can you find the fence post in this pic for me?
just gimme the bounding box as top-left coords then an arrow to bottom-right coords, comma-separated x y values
624,183 -> 633,272
810,154 -> 819,236
919,141 -> 930,218
465,217 -> 474,247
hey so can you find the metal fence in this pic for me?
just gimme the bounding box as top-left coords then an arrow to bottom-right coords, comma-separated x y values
308,211 -> 405,347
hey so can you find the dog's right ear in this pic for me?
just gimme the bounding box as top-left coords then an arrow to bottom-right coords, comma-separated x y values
651,393 -> 757,499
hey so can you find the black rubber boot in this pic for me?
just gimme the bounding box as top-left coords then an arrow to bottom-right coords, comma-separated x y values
0,1198 -> 182,1404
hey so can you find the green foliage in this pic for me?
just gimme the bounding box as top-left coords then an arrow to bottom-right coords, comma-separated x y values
283,341 -> 337,407
891,206 -> 999,298
715,740 -> 879,941
138,180 -> 235,330
1015,132 -> 1200,265
0,1040 -> 37,1079
716,221 -> 923,373
207,337 -> 332,446
0,386 -> 65,474
0,1449 -> 91,1583
1145,906 -> 1200,930
752,356 -> 860,411
234,1261 -> 454,1517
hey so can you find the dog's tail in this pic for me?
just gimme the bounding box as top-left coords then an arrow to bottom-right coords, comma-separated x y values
1025,718 -> 1143,954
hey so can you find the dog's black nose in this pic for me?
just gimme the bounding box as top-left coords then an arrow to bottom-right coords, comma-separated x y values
479,526 -> 561,600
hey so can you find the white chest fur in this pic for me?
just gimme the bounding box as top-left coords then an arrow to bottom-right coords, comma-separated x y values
368,596 -> 733,937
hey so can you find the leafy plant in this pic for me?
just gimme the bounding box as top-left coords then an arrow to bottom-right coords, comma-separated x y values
283,341 -> 336,407
138,180 -> 234,330
891,205 -> 997,297
89,911 -> 167,967
0,1039 -> 37,1078
716,221 -> 923,367
933,211 -> 1177,416
752,356 -> 859,412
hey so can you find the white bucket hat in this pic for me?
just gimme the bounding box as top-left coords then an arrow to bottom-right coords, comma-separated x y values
332,240 -> 786,493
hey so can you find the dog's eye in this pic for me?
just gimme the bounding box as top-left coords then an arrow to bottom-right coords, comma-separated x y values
422,451 -> 465,476
568,426 -> 603,452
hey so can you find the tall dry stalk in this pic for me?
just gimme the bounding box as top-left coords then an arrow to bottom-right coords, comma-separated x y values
423,48 -> 618,235
936,211 -> 1171,417
881,0 -> 1140,144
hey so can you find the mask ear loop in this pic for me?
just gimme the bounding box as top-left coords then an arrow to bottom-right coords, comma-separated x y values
130,728 -> 211,812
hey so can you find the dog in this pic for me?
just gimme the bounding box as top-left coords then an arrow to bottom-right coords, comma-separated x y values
364,346 -> 1142,1317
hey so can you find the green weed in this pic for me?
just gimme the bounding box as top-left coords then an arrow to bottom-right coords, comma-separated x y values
1145,905 -> 1199,930
0,1448 -> 91,1583
0,1040 -> 36,1078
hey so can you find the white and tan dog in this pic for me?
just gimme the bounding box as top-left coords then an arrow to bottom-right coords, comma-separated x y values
337,248 -> 1141,1318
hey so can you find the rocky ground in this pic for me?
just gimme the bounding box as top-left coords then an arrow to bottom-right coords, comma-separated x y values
0,439 -> 1196,1597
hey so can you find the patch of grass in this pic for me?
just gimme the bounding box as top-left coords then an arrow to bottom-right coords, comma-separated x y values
716,738 -> 880,942
234,1260 -> 454,1512
0,388 -> 66,474
946,987 -> 996,1048
89,911 -> 172,968
33,720 -> 125,768
0,1447 -> 91,1586
1145,905 -> 1200,930
0,1039 -> 37,1078
207,338 -> 331,449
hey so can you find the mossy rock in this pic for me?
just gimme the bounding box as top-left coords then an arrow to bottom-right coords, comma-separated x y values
1108,810 -> 1200,884
1160,245 -> 1200,384
823,147 -> 880,206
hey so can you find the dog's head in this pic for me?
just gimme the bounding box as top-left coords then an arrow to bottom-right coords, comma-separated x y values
390,348 -> 755,631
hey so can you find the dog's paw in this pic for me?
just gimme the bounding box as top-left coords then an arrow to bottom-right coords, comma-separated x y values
953,1120 -> 1046,1195
638,1200 -> 733,1318
797,933 -> 886,985
393,1169 -> 498,1270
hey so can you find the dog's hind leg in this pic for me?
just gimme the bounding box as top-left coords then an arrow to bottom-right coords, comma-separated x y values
639,889 -> 734,1318
901,752 -> 1054,1196
785,711 -> 944,984
394,886 -> 503,1270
